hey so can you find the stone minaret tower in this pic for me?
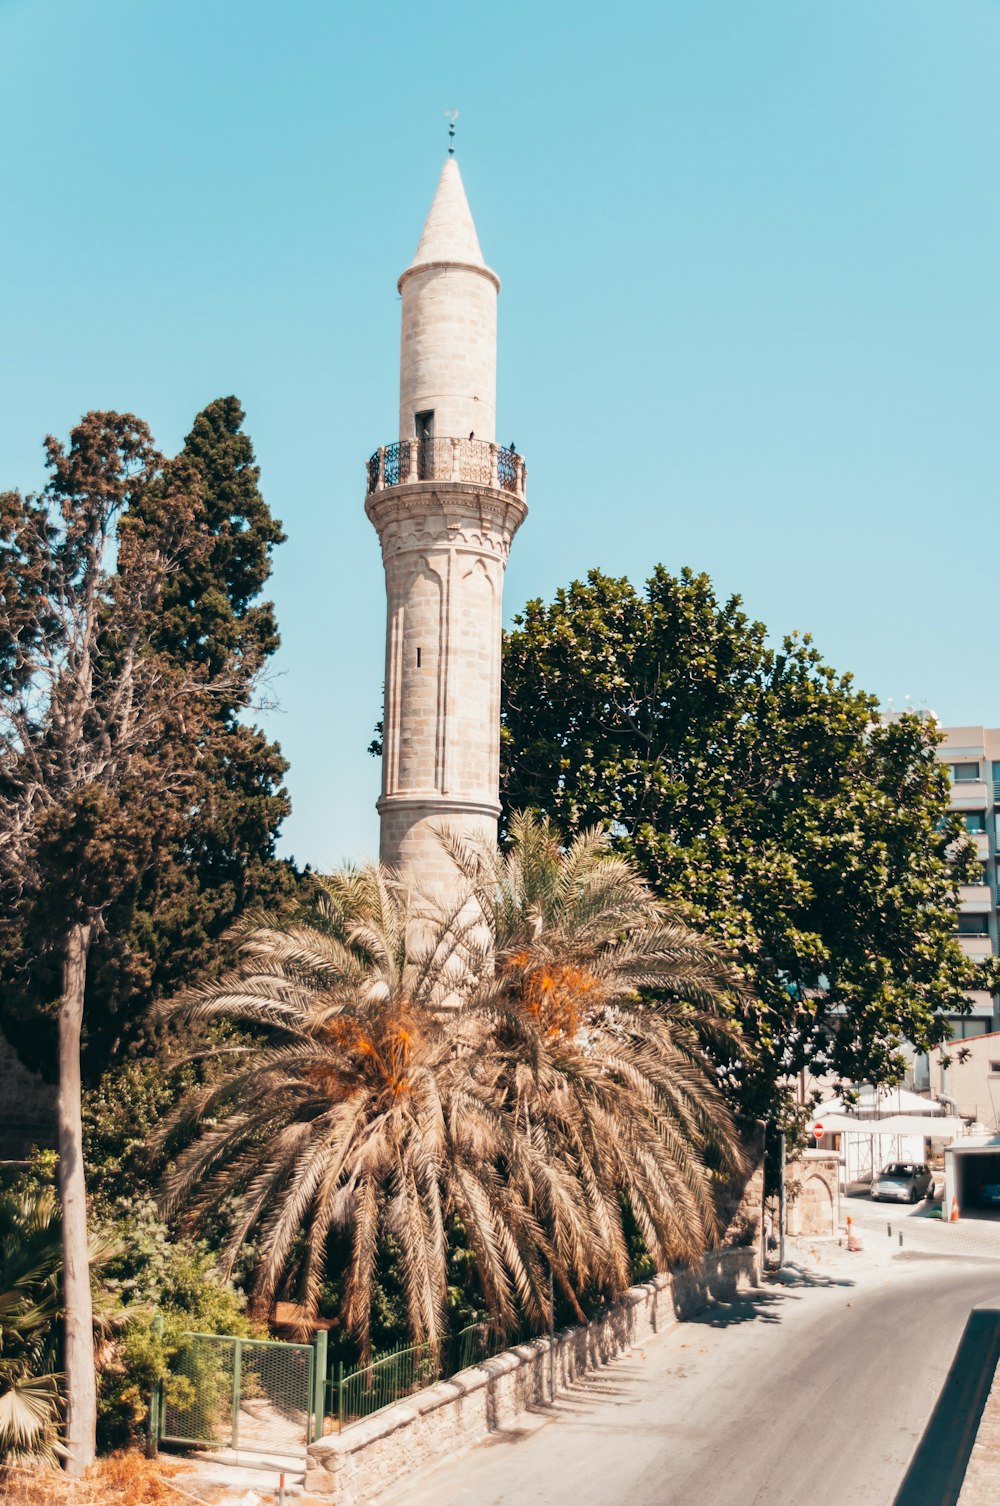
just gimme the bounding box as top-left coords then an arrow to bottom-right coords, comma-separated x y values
366,157 -> 527,888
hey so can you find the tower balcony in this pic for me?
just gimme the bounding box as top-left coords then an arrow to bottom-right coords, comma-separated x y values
366,437 -> 526,501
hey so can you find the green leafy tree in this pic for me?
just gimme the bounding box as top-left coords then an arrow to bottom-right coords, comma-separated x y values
501,567 -> 991,1120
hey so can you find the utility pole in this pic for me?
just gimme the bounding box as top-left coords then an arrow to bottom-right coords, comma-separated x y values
549,1263 -> 556,1400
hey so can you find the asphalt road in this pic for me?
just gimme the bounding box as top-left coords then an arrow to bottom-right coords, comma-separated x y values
395,1256 -> 1000,1506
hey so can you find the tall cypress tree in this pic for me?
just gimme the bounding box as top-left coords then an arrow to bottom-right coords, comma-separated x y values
1,397 -> 299,1074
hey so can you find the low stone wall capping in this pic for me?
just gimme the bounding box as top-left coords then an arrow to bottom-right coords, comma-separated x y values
306,1246 -> 759,1504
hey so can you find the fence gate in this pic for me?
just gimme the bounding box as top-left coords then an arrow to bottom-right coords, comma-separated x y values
158,1333 -> 317,1459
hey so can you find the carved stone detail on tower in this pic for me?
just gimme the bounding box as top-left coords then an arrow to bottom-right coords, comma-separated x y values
366,486 -> 526,566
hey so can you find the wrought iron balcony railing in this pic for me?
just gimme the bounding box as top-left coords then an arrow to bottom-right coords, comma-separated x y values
366,437 -> 526,499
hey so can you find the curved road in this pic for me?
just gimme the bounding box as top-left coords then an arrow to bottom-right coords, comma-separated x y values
397,1256 -> 999,1506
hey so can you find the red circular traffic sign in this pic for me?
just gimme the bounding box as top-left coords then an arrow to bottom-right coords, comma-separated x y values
812,1122 -> 824,1137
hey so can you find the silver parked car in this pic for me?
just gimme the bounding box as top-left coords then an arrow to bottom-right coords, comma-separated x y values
870,1162 -> 934,1203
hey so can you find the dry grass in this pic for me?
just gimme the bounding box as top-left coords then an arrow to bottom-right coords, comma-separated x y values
0,1453 -> 203,1506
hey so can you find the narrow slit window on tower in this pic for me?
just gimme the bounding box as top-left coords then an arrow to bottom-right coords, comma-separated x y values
416,647 -> 422,668
415,412 -> 434,480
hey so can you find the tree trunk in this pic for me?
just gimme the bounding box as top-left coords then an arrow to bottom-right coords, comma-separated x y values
57,918 -> 96,1476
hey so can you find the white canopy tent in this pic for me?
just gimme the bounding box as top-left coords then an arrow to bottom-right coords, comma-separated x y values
813,1113 -> 964,1139
810,1088 -> 962,1185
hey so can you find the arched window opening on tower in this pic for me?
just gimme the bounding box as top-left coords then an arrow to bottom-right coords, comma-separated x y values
415,410 -> 434,441
416,647 -> 422,668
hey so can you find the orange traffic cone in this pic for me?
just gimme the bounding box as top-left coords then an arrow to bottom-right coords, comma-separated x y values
950,1197 -> 960,1223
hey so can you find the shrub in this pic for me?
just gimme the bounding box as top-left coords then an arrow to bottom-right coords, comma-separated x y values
97,1198 -> 256,1451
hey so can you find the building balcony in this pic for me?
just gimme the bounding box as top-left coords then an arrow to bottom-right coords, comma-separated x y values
959,884 -> 993,913
958,934 -> 994,960
948,781 -> 989,810
366,438 -> 526,500
947,832 -> 990,860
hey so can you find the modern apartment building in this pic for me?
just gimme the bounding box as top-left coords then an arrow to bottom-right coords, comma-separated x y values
937,725 -> 1000,1038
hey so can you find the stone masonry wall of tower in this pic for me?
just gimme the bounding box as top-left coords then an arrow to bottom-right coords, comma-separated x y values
365,158 -> 527,890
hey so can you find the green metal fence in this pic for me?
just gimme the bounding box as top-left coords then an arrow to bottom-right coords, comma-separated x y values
159,1333 -> 316,1458
451,1317 -> 533,1374
157,1320 -> 539,1450
330,1320 -> 537,1434
334,1338 -> 439,1431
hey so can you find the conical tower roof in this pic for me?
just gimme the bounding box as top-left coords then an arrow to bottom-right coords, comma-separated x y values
400,158 -> 498,287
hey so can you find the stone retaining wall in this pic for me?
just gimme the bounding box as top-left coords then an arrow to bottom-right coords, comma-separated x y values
306,1246 -> 758,1504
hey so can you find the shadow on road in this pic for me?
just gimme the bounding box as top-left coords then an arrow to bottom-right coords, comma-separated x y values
892,1301 -> 1000,1506
767,1261 -> 856,1289
685,1291 -> 786,1326
683,1264 -> 856,1329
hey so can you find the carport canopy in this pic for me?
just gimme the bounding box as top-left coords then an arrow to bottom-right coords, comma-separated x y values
810,1113 -> 964,1138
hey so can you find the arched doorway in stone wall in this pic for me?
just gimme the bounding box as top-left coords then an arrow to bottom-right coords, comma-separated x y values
799,1174 -> 835,1237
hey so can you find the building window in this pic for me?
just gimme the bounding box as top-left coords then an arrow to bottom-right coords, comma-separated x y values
948,1017 -> 993,1040
950,762 -> 980,782
963,812 -> 986,833
957,913 -> 989,935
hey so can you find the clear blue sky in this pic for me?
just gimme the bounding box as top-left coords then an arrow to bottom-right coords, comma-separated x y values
2,0 -> 998,869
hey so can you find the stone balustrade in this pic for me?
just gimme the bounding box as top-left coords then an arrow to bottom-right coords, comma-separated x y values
366,437 -> 526,499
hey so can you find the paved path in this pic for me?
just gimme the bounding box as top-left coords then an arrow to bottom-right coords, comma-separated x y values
394,1238 -> 1000,1506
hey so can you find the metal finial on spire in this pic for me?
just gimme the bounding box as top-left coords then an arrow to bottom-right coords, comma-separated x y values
445,109 -> 459,154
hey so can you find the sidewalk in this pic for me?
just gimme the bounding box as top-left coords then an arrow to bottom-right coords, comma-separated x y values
958,1349 -> 1000,1506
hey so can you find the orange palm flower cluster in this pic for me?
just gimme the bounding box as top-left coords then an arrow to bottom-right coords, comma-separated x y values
511,960 -> 599,1039
315,1011 -> 418,1099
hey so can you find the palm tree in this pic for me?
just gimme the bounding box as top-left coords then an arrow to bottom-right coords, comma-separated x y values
158,821 -> 748,1357
159,866 -> 550,1359
447,813 -> 748,1282
0,1190 -> 63,1463
447,810 -> 747,1013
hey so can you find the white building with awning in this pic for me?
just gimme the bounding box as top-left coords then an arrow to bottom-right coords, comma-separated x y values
809,1085 -> 964,1184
